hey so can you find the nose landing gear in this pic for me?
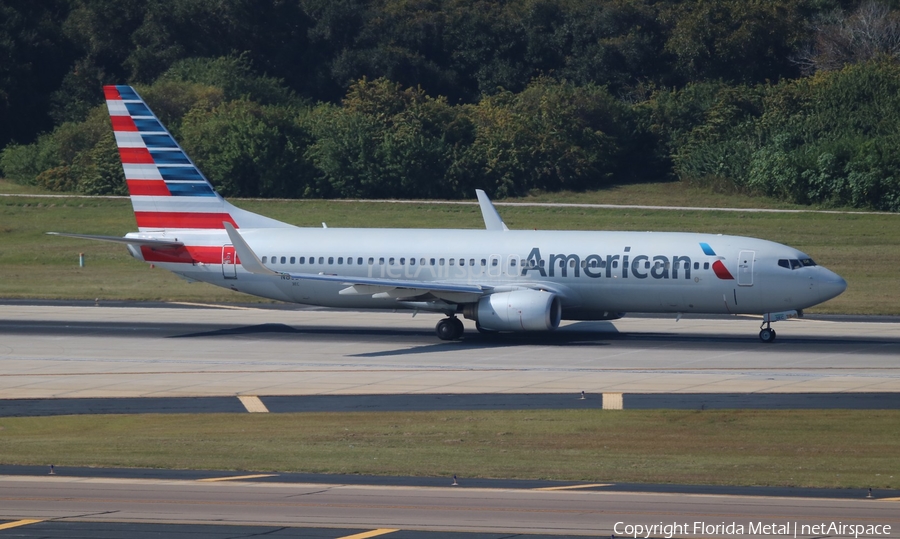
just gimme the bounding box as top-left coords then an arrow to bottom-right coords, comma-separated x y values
758,309 -> 801,342
759,324 -> 777,343
436,316 -> 465,340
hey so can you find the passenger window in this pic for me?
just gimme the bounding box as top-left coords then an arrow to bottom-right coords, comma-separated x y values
299,257 -> 305,264
449,259 -> 455,266
279,256 -> 285,264
491,259 -> 498,266
358,257 -> 364,265
430,258 -> 435,265
481,259 -> 487,266
290,257 -> 295,264
703,262 -> 709,270
439,258 -> 445,266
694,262 -> 700,270
400,258 -> 405,265
328,257 -> 334,264
346,257 -> 352,265
459,258 -> 464,266
379,257 -> 384,265
410,258 -> 415,266
420,258 -> 426,265
368,257 -> 374,265
389,257 -> 395,265
262,256 -> 267,264
613,261 -> 619,269
318,257 -> 324,264
469,259 -> 475,266
338,257 -> 343,264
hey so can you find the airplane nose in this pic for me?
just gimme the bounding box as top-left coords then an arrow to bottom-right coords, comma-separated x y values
816,269 -> 847,302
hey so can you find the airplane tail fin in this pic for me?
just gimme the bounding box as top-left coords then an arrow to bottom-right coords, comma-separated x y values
104,85 -> 291,232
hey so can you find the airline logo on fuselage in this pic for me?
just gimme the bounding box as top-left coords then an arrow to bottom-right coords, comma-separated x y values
522,247 -> 693,280
521,243 -> 734,280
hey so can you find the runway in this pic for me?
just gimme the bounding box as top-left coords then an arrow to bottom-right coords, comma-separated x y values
1,304 -> 898,399
2,304 -> 900,537
1,475 -> 899,538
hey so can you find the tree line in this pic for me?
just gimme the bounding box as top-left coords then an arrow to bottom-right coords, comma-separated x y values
2,0 -> 900,210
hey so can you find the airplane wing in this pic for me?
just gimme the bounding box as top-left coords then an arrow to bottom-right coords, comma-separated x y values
223,223 -> 487,303
46,232 -> 184,248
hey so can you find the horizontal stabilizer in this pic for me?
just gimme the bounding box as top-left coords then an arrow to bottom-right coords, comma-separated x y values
46,232 -> 184,248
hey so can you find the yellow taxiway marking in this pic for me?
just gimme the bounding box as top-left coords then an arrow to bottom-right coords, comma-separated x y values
336,530 -> 399,539
0,519 -> 42,530
534,483 -> 612,491
197,474 -> 278,482
237,395 -> 269,413
879,496 -> 900,501
168,302 -> 262,311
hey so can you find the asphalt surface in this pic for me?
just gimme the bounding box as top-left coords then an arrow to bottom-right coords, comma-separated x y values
4,392 -> 900,417
1,465 -> 896,500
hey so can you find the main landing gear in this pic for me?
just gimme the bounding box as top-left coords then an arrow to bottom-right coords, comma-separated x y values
436,316 -> 465,340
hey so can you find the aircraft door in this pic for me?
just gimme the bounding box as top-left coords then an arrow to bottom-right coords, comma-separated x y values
737,250 -> 754,286
222,245 -> 237,279
488,255 -> 501,277
506,255 -> 520,277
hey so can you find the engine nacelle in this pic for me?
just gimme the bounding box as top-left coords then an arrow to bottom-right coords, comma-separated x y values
464,289 -> 562,332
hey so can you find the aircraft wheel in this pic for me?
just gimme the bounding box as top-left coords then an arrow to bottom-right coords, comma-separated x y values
759,328 -> 776,343
436,318 -> 461,340
451,317 -> 464,336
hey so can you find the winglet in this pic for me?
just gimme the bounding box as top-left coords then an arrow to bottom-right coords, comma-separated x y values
223,222 -> 280,276
476,189 -> 509,231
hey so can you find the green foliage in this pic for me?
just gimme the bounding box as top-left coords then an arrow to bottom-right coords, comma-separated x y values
0,135 -> 62,185
4,0 -> 900,209
180,100 -> 315,198
306,78 -> 468,198
464,79 -> 625,197
160,55 -> 301,106
669,60 -> 900,211
74,132 -> 128,196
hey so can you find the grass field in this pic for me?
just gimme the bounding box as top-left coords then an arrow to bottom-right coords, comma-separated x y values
1,180 -> 898,313
1,410 -> 897,489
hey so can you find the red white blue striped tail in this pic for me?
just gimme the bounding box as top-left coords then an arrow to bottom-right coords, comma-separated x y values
105,85 -> 290,232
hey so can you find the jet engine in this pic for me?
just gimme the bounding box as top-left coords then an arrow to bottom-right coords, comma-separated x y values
464,289 -> 562,331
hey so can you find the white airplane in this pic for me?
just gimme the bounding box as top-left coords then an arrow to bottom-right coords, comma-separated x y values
51,85 -> 847,342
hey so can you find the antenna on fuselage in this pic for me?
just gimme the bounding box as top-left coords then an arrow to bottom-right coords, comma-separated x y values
476,189 -> 509,231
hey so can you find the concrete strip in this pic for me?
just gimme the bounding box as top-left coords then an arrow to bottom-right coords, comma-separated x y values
602,393 -> 623,410
197,474 -> 278,482
1,306 -> 899,398
336,529 -> 399,539
534,483 -> 612,491
237,396 -> 269,413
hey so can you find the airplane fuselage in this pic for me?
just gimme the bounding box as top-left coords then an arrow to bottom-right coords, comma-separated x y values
128,227 -> 847,319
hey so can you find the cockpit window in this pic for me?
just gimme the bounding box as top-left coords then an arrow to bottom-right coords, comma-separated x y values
779,258 -> 817,270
